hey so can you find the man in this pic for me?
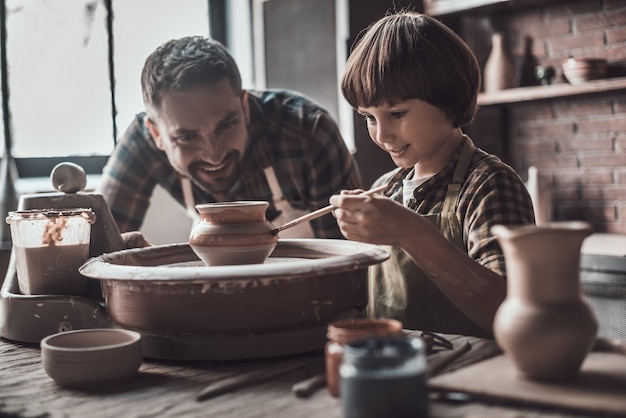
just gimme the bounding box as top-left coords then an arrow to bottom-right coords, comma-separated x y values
98,36 -> 362,239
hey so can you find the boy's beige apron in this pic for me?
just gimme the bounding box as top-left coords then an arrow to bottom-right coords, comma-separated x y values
368,136 -> 488,337
182,166 -> 314,239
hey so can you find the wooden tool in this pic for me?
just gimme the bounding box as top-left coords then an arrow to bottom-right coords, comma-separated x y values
427,341 -> 472,377
271,184 -> 387,236
195,362 -> 306,401
291,373 -> 327,398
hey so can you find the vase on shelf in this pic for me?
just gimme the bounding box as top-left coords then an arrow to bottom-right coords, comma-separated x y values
518,36 -> 540,87
484,32 -> 515,93
491,222 -> 598,382
525,166 -> 552,225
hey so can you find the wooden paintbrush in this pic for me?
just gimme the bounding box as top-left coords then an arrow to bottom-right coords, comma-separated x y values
271,184 -> 388,236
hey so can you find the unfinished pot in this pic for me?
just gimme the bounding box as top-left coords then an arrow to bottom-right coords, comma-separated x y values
189,201 -> 278,266
491,222 -> 598,381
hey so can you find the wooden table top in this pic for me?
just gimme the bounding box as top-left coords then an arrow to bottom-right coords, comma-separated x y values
2,331 -> 623,418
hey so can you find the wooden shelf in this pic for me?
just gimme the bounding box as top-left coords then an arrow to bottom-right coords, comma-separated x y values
478,77 -> 626,106
424,0 -> 509,16
424,0 -> 567,16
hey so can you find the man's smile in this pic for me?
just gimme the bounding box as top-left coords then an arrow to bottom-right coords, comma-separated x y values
196,161 -> 228,172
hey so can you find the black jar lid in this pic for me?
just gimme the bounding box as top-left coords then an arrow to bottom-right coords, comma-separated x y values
343,335 -> 425,370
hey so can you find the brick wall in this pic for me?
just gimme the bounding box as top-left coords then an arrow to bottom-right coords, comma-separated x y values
464,0 -> 626,233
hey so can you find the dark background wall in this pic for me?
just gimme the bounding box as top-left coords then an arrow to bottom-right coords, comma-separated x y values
460,0 -> 626,232
260,0 -> 422,188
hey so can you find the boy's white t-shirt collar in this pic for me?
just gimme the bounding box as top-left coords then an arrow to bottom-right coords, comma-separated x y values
402,174 -> 430,207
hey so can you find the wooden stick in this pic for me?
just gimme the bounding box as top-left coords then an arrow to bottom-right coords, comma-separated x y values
195,362 -> 307,401
271,184 -> 387,235
427,341 -> 472,378
291,373 -> 327,398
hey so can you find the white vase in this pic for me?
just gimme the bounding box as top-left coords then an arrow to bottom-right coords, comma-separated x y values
484,32 -> 515,92
526,166 -> 552,225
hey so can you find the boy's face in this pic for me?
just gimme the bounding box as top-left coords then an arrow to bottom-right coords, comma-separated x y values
147,78 -> 249,194
357,99 -> 460,176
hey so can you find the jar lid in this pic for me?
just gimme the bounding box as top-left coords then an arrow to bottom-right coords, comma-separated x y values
343,335 -> 425,370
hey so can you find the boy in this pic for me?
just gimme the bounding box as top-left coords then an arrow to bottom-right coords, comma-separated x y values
330,12 -> 535,337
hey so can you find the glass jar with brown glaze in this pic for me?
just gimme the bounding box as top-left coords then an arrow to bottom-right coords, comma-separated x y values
325,318 -> 403,397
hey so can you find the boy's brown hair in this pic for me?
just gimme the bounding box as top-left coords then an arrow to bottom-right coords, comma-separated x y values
341,12 -> 480,128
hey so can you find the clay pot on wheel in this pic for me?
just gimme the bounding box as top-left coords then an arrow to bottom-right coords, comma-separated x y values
491,222 -> 598,381
189,201 -> 278,266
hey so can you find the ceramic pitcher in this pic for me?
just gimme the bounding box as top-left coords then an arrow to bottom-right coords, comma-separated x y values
491,221 -> 598,381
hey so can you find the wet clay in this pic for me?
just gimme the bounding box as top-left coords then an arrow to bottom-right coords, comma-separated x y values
15,243 -> 90,295
41,215 -> 68,245
8,209 -> 95,296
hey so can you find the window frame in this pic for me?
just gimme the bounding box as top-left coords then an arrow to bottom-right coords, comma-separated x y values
2,0 -> 227,179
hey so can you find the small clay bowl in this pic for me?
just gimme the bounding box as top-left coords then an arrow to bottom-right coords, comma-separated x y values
41,328 -> 142,388
562,58 -> 607,85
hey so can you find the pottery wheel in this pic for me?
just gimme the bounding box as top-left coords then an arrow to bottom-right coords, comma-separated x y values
79,239 -> 390,361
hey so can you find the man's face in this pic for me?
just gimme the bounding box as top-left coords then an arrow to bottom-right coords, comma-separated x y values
147,78 -> 249,194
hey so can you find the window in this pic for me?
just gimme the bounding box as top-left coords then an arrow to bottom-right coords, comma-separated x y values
2,0 -> 211,178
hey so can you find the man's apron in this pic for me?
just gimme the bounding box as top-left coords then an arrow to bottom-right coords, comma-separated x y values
368,136 -> 488,337
182,167 -> 314,238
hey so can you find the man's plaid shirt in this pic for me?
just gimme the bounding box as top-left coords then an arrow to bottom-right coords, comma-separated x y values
97,90 -> 363,238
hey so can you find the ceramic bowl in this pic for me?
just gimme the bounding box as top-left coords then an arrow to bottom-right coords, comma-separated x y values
41,328 -> 142,388
562,58 -> 608,85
